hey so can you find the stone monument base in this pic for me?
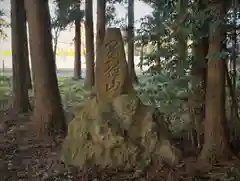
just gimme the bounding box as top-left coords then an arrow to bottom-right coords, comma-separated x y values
61,94 -> 181,169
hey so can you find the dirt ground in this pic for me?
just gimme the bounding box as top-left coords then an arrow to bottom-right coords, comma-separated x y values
0,110 -> 239,181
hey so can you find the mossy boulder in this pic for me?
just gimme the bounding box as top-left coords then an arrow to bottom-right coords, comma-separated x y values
61,94 -> 181,169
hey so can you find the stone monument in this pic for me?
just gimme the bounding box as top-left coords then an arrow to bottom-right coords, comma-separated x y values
95,28 -> 133,102
61,28 -> 180,169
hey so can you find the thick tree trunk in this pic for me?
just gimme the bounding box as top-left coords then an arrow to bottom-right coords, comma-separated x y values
127,0 -> 138,83
74,20 -> 81,79
84,0 -> 94,89
199,0 -> 232,164
11,0 -> 31,113
96,0 -> 106,66
23,9 -> 32,90
24,0 -> 66,137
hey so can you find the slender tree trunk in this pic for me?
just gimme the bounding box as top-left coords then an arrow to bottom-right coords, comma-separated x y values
175,0 -> 188,77
11,0 -> 30,113
189,0 -> 208,149
156,41 -> 161,66
96,0 -> 106,66
74,20 -> 81,79
199,0 -> 232,164
84,0 -> 94,89
127,0 -> 138,83
154,40 -> 161,73
190,37 -> 208,148
53,28 -> 60,71
230,0 -> 237,123
25,0 -> 66,137
140,43 -> 143,70
23,8 -> 32,90
53,37 -> 58,71
53,42 -> 57,62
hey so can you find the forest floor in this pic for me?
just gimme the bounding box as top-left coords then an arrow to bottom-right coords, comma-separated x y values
1,110 -> 240,181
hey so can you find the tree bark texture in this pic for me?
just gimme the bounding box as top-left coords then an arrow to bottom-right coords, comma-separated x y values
127,0 -> 138,83
84,0 -> 95,89
95,0 -> 106,66
189,37 -> 208,148
11,0 -> 31,113
24,0 -> 66,137
199,0 -> 232,164
23,8 -> 32,90
74,20 -> 82,79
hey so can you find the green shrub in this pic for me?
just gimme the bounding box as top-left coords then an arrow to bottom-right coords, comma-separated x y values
58,77 -> 89,111
135,72 -> 191,134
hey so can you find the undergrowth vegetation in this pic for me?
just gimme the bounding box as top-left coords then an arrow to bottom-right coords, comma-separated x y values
0,73 -> 237,135
0,75 -> 11,98
0,73 -> 239,130
58,77 -> 89,110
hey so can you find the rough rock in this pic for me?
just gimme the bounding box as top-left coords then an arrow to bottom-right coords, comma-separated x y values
61,28 -> 180,169
62,94 -> 180,169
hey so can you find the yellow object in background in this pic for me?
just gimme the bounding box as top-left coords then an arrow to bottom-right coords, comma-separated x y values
0,48 -> 86,57
0,50 -> 11,56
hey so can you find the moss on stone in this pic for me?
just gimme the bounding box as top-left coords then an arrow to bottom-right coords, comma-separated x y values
62,94 -> 180,169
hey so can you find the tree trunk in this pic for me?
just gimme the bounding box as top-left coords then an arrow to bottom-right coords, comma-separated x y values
11,0 -> 31,113
23,8 -> 32,90
156,41 -> 161,66
24,0 -> 66,137
84,0 -> 94,89
74,20 -> 81,79
53,36 -> 58,71
230,1 -> 237,124
199,0 -> 232,164
175,0 -> 188,77
127,0 -> 138,83
96,0 -> 106,66
53,27 -> 60,72
140,43 -> 143,70
189,37 -> 208,148
189,0 -> 208,149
